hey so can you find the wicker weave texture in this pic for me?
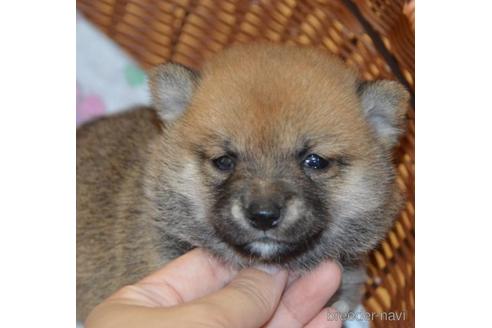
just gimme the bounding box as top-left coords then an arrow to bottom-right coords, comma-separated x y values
76,1 -> 415,327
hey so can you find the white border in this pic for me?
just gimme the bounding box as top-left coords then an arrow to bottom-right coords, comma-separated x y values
0,1 -> 75,327
417,1 -> 492,327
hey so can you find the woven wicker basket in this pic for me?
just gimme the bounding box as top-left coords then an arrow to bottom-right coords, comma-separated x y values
76,0 -> 415,327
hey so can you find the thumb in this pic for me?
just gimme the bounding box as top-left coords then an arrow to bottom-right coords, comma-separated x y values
182,266 -> 288,328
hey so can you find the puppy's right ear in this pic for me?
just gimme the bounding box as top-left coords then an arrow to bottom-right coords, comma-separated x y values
149,63 -> 200,123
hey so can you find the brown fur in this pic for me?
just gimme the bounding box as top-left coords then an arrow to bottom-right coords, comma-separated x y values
77,44 -> 408,320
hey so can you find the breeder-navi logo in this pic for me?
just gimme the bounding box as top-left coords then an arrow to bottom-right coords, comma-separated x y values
327,310 -> 407,322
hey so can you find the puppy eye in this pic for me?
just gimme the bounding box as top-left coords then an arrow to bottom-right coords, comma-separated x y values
302,154 -> 331,170
213,155 -> 235,171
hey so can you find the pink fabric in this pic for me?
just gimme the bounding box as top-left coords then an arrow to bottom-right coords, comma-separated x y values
76,84 -> 106,125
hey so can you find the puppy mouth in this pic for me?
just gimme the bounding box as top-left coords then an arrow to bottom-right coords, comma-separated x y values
234,239 -> 292,259
243,236 -> 292,245
229,232 -> 324,263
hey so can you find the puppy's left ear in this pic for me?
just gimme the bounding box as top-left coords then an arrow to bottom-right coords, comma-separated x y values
149,63 -> 200,123
358,80 -> 410,149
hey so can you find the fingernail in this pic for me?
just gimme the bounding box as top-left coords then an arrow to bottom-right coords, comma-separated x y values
254,264 -> 281,275
332,300 -> 350,314
333,259 -> 344,273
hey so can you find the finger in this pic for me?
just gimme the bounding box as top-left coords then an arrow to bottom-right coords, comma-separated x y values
180,266 -> 288,328
109,248 -> 237,307
265,260 -> 342,328
305,307 -> 343,328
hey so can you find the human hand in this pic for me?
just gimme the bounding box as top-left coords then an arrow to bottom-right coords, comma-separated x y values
85,248 -> 343,328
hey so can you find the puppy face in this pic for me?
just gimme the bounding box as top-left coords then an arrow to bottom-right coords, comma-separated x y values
148,44 -> 408,269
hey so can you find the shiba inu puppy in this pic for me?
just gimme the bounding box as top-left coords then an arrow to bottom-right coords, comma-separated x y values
77,43 -> 409,320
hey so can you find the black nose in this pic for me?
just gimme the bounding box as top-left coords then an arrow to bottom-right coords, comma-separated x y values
246,201 -> 282,230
